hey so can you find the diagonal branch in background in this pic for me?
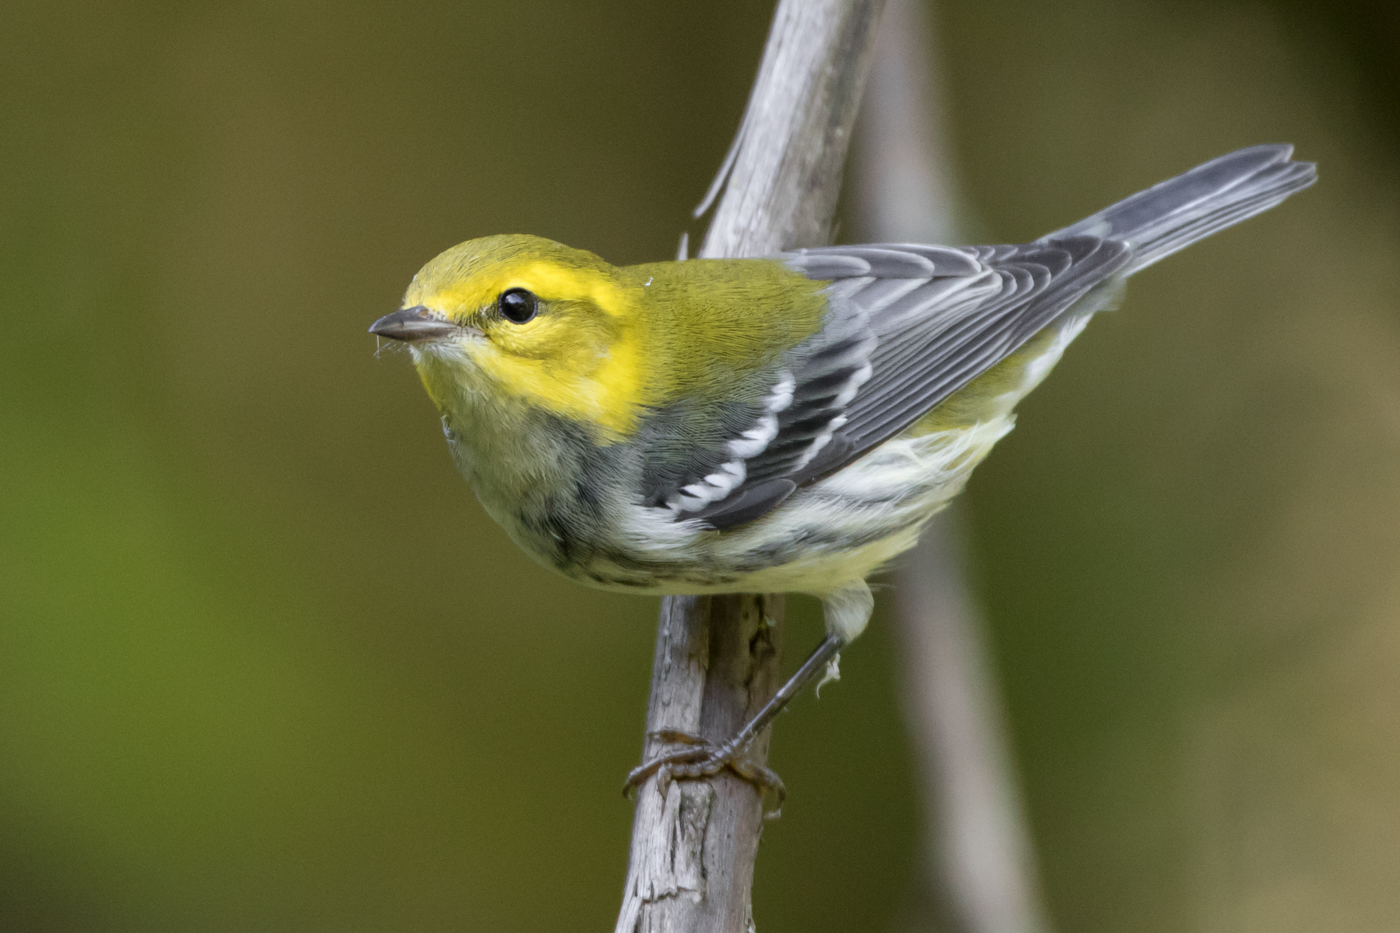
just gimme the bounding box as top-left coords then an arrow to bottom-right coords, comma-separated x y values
615,3 -> 884,932
852,2 -> 1053,932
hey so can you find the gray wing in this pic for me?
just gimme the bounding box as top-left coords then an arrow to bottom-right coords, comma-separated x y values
655,236 -> 1130,530
655,145 -> 1316,530
1049,144 -> 1316,274
798,237 -> 1130,475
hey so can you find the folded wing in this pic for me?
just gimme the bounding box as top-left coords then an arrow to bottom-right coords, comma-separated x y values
647,145 -> 1315,530
647,237 -> 1128,529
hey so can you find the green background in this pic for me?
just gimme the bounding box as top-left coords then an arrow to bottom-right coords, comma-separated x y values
3,1 -> 1398,930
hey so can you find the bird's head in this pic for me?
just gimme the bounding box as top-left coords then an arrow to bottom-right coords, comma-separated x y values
371,234 -> 649,441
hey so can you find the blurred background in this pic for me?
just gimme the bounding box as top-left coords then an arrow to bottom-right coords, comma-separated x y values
3,1 -> 1399,930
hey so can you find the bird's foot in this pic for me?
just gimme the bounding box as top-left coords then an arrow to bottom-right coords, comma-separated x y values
624,729 -> 786,818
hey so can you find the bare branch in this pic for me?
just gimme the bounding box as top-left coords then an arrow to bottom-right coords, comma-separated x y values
699,0 -> 884,258
894,513 -> 1051,933
853,2 -> 1052,931
615,3 -> 884,931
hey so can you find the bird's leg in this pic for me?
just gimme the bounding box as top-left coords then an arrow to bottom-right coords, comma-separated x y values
624,583 -> 872,815
624,632 -> 845,816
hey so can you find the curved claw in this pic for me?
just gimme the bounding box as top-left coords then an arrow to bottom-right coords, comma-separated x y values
623,735 -> 787,818
622,730 -> 710,798
622,634 -> 848,818
622,746 -> 708,797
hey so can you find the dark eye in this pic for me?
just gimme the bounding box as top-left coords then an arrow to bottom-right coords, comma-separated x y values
498,288 -> 538,324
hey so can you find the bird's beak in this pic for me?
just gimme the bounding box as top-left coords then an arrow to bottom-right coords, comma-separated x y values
368,306 -> 460,342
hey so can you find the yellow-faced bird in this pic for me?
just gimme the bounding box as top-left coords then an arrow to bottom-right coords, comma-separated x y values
370,145 -> 1315,792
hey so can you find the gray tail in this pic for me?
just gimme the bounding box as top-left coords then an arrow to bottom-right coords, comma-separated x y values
1047,145 -> 1316,275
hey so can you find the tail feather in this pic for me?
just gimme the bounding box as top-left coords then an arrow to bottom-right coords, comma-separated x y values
1046,145 -> 1316,275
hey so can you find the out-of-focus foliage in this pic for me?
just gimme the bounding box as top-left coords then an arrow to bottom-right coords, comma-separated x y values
0,2 -> 1396,931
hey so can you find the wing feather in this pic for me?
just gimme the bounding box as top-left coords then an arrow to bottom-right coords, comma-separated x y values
646,236 -> 1129,529
642,146 -> 1315,529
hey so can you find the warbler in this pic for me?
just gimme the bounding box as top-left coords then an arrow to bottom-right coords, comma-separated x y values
371,145 -> 1314,791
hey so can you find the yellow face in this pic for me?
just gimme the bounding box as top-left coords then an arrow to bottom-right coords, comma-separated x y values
404,235 -> 651,441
